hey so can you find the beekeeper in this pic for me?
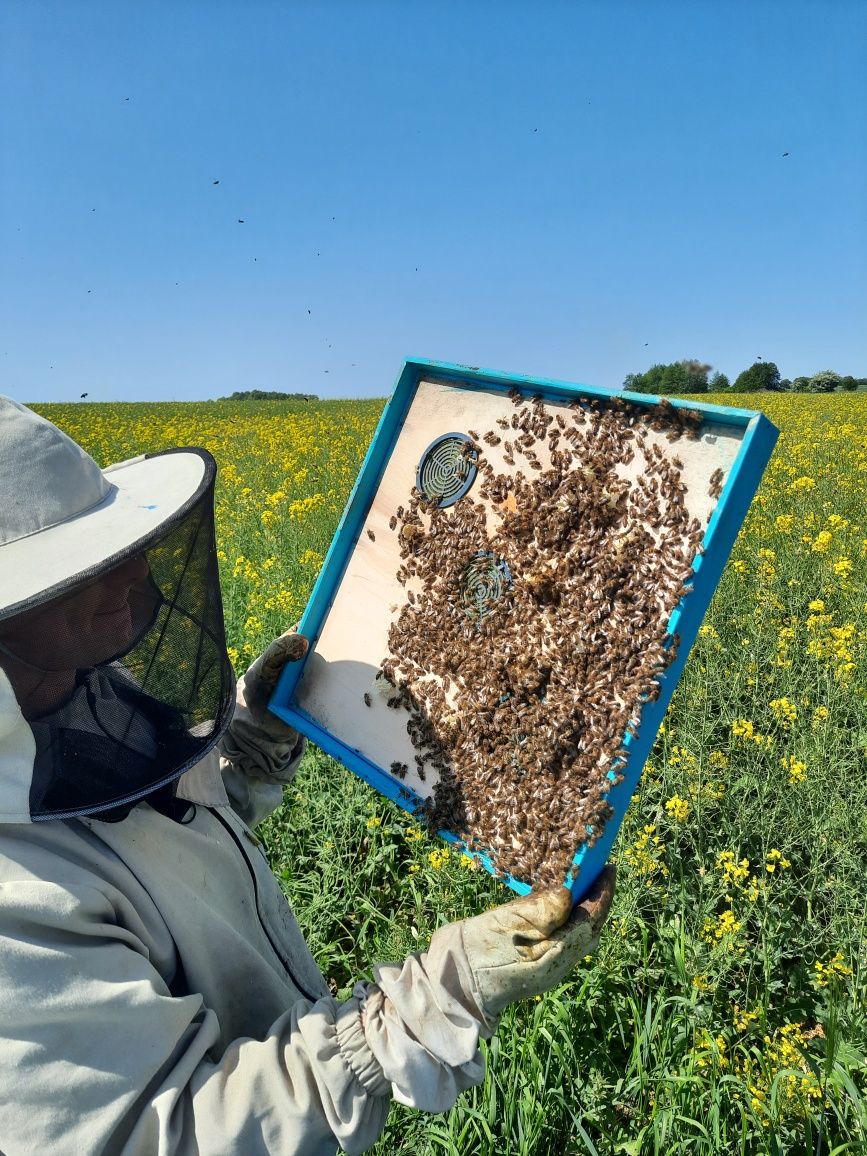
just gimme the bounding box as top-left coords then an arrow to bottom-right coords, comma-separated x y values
0,396 -> 615,1156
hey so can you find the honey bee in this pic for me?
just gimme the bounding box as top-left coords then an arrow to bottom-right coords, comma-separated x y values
366,529 -> 376,541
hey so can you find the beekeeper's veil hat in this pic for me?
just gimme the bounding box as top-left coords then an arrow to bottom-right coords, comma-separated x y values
0,397 -> 235,822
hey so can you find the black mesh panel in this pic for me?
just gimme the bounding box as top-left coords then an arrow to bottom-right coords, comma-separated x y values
0,454 -> 235,820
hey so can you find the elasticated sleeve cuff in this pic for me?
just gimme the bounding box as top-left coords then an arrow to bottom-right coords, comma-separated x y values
334,999 -> 391,1098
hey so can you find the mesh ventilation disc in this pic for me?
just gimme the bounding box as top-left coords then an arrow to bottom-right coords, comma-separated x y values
460,551 -> 512,624
416,433 -> 478,508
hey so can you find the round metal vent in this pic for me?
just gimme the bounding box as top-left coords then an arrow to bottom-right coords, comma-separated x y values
460,551 -> 512,624
416,433 -> 478,508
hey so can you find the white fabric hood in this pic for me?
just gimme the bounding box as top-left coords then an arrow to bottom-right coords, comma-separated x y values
0,667 -> 36,823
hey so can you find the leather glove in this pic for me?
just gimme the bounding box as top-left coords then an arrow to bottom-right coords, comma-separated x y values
221,630 -> 308,777
461,866 -> 616,1023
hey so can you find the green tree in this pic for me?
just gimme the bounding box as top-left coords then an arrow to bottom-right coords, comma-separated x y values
683,360 -> 711,392
623,359 -> 710,395
840,376 -> 859,391
807,370 -> 842,393
709,371 -> 730,391
731,361 -> 781,392
791,376 -> 811,391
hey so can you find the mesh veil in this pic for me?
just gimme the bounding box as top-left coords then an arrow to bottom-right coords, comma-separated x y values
0,449 -> 235,821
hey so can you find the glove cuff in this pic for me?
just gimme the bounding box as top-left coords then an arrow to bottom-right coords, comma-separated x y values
458,921 -> 502,1033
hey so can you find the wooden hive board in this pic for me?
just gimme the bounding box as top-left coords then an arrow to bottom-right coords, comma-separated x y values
270,359 -> 779,900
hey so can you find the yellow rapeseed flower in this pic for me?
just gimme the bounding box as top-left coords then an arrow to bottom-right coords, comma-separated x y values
765,849 -> 791,873
665,795 -> 690,823
780,755 -> 807,784
814,952 -> 852,988
733,1004 -> 759,1032
811,530 -> 832,553
769,697 -> 797,729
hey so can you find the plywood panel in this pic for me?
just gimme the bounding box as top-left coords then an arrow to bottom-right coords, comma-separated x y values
295,377 -> 743,801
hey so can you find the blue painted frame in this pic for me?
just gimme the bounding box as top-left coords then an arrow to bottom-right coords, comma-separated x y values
269,358 -> 779,901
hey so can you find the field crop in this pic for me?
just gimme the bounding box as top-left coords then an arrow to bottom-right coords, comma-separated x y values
38,393 -> 867,1156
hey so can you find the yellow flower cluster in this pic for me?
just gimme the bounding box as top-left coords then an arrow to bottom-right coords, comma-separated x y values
768,697 -> 797,728
664,794 -> 690,823
297,549 -> 324,568
811,705 -> 829,731
811,530 -> 832,554
789,475 -> 816,492
731,719 -> 773,748
717,850 -> 751,889
428,847 -> 451,870
733,1004 -> 760,1032
813,952 -> 853,988
702,906 -> 743,943
622,824 -> 669,887
765,849 -> 791,873
805,617 -> 858,685
780,755 -> 807,784
739,1022 -> 824,1120
693,1029 -> 729,1070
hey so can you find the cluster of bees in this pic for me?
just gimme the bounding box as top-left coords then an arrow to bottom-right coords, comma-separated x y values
370,389 -> 711,889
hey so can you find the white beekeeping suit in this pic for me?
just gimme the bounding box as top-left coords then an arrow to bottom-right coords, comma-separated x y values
0,397 -> 614,1155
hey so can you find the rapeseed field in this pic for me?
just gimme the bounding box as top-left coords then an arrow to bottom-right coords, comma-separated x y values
39,393 -> 866,1156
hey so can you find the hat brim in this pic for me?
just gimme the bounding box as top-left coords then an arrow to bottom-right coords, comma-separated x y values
0,448 -> 215,620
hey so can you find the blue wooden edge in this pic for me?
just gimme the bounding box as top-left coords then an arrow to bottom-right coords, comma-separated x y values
269,359 -> 780,903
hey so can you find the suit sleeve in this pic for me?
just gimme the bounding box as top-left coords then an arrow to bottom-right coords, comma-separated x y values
0,881 -> 492,1156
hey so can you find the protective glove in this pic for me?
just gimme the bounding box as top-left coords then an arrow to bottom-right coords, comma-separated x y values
238,629 -> 309,741
220,630 -> 308,779
354,866 -> 616,1110
460,865 -> 616,1023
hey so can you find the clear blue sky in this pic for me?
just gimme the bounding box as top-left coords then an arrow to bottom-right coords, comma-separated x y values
2,0 -> 865,402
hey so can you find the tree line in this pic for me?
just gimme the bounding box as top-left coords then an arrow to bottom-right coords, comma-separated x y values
217,389 -> 319,401
622,360 -> 867,395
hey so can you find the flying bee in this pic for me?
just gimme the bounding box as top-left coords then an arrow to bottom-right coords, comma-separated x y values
366,529 -> 376,541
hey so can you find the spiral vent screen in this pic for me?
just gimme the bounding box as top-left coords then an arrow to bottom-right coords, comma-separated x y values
460,551 -> 512,624
416,433 -> 478,508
